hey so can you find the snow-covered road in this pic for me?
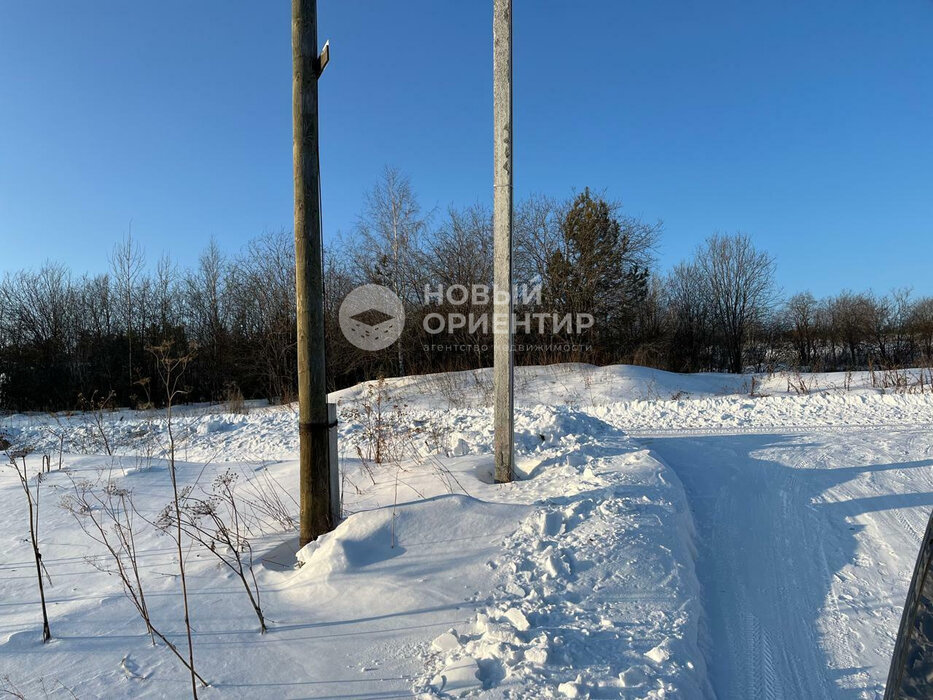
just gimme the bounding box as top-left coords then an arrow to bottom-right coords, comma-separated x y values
643,428 -> 933,700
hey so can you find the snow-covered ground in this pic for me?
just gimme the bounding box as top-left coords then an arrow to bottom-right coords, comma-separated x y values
1,364 -> 932,698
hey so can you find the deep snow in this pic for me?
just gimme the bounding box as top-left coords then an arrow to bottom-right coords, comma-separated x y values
1,364 -> 932,698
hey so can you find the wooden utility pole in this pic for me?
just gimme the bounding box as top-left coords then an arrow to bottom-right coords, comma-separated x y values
493,0 -> 514,483
293,0 -> 333,546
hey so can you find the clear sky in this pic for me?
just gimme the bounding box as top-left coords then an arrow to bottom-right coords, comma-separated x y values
2,0 -> 932,297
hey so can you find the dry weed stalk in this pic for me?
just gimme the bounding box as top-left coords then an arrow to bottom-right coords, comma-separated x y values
149,342 -> 202,698
161,469 -> 267,633
4,450 -> 51,643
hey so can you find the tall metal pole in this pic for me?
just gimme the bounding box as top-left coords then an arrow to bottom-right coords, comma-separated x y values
493,0 -> 514,483
293,0 -> 333,546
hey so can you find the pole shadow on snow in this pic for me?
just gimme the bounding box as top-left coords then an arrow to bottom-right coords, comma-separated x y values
645,433 -> 933,700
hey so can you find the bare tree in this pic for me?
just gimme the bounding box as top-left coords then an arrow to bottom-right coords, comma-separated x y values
110,230 -> 145,395
421,205 -> 494,368
226,231 -> 297,403
785,292 -> 818,368
183,239 -> 228,401
830,291 -> 874,368
695,233 -> 777,373
514,194 -> 561,287
910,297 -> 933,361
0,264 -> 77,408
666,261 -> 714,372
355,166 -> 429,375
890,288 -> 914,365
154,253 -> 179,336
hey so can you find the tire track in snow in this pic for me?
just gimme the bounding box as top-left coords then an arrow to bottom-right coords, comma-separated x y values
624,433 -> 844,699
745,611 -> 782,700
615,425 -> 933,699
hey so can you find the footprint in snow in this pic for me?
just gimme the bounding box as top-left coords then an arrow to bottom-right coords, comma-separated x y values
121,655 -> 149,680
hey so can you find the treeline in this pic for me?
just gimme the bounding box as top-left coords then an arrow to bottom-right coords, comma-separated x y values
2,166 -> 932,411
0,233 -> 297,411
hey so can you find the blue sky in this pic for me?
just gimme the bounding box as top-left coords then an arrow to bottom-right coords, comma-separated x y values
2,0 -> 932,297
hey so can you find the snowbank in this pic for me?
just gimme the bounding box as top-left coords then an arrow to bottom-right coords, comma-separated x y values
4,363 -> 932,697
410,413 -> 711,698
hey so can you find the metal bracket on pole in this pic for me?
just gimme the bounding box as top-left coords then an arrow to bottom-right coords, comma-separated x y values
316,40 -> 330,76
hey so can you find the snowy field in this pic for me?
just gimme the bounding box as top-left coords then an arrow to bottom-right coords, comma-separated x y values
1,364 -> 932,698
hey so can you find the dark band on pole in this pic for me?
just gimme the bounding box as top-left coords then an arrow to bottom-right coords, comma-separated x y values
299,420 -> 338,431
